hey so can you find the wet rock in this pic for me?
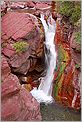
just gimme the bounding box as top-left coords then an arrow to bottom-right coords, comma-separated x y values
53,21 -> 81,110
19,73 -> 41,90
1,74 -> 42,121
2,12 -> 44,75
40,102 -> 81,121
23,84 -> 32,91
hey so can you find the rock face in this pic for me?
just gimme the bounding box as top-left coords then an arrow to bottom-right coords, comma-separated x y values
1,57 -> 42,121
2,12 -> 44,75
1,80 -> 42,121
7,1 -> 51,10
1,56 -> 11,81
1,1 -> 52,18
53,20 -> 81,110
1,3 -> 52,120
70,32 -> 81,65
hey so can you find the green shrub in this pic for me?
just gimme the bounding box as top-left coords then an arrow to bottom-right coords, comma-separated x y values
59,1 -> 74,17
58,1 -> 81,25
13,41 -> 29,53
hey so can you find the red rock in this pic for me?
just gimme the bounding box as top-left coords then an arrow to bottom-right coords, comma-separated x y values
70,48 -> 81,65
70,34 -> 81,52
2,44 -> 16,58
9,2 -> 28,9
53,21 -> 81,110
1,56 -> 11,81
70,32 -> 81,65
9,50 -> 30,68
2,12 -> 44,74
26,1 -> 35,8
2,12 -> 34,39
11,59 -> 31,74
35,2 -> 51,10
2,95 -> 22,120
1,73 -> 21,98
9,1 -> 35,9
1,34 -> 9,40
1,76 -> 42,121
7,1 -> 51,10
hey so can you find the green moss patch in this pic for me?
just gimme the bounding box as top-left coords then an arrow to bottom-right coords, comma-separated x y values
75,32 -> 81,44
13,41 -> 29,53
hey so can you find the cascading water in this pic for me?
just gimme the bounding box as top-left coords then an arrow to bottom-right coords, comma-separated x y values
30,13 -> 56,103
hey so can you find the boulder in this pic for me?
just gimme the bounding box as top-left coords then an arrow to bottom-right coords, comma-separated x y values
1,73 -> 21,98
1,74 -> 42,121
2,12 -> 44,74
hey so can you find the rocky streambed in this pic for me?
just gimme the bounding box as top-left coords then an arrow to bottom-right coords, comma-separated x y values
40,103 -> 81,121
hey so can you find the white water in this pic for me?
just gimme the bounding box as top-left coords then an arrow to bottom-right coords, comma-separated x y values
30,13 -> 56,103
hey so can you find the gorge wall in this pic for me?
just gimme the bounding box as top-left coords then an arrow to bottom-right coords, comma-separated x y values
1,1 -> 81,121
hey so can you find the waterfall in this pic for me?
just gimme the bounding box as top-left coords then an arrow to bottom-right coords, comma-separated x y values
30,13 -> 56,103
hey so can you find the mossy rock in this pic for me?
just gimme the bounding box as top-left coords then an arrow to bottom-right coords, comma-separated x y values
13,41 -> 29,53
75,32 -> 81,45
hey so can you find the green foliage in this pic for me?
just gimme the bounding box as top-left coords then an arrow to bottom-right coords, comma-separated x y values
75,63 -> 80,69
59,2 -> 74,16
75,32 -> 81,44
13,41 -> 29,53
58,1 -> 81,25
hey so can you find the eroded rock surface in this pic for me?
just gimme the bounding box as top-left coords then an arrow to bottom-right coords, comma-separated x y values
1,56 -> 41,121
70,31 -> 81,65
53,20 -> 81,110
1,80 -> 42,121
2,12 -> 44,75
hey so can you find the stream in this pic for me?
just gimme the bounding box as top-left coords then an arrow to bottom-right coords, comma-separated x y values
30,13 -> 56,103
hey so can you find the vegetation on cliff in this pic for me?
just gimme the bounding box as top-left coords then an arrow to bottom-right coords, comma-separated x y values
75,32 -> 81,44
58,1 -> 81,25
13,41 -> 29,53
